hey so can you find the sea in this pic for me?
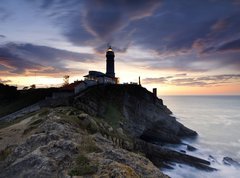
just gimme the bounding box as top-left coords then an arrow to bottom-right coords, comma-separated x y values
160,96 -> 240,178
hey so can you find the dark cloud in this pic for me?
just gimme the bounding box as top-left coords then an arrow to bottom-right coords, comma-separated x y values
197,74 -> 240,81
143,74 -> 240,87
0,43 -> 93,75
8,43 -> 94,63
0,47 -> 45,74
26,0 -> 240,58
83,0 -> 161,39
218,39 -> 240,51
2,0 -> 239,75
0,35 -> 6,38
28,0 -> 161,47
195,13 -> 240,53
175,73 -> 187,77
142,77 -> 168,84
0,7 -> 10,21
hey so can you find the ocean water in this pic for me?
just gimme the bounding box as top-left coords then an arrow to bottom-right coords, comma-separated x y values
160,96 -> 240,178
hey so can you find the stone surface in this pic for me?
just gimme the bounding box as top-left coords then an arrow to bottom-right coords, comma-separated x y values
223,157 -> 240,167
0,85 -> 215,177
0,107 -> 169,178
187,145 -> 197,151
73,85 -> 197,144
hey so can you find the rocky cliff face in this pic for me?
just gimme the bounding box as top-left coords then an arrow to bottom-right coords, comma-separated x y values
0,84 -> 214,178
73,84 -> 197,143
0,107 -> 167,178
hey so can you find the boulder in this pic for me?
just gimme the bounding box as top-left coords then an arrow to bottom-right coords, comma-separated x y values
223,157 -> 240,167
187,145 -> 197,151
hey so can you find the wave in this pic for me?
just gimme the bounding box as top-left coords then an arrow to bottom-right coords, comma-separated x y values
161,141 -> 240,178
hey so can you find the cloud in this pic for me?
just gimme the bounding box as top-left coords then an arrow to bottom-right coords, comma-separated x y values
0,35 -> 6,38
1,0 -> 238,76
28,0 -> 161,48
25,0 -> 240,59
218,39 -> 240,51
143,74 -> 240,87
142,77 -> 168,84
0,7 -> 10,21
83,0 -> 161,39
0,43 -> 94,75
0,78 -> 11,84
175,73 -> 187,77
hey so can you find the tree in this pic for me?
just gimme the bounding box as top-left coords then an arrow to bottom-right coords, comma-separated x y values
63,75 -> 70,86
0,83 -> 19,100
30,84 -> 36,89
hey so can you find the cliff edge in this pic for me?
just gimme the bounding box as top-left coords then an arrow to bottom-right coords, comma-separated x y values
74,84 -> 197,143
0,84 -> 215,178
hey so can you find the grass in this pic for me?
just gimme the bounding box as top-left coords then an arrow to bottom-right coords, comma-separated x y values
57,109 -> 100,134
79,135 -> 102,153
58,114 -> 81,126
103,104 -> 124,129
0,146 -> 13,161
68,154 -> 98,176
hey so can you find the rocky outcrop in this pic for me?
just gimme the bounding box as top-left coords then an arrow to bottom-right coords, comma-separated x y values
0,84 -> 216,177
73,84 -> 197,144
0,107 -> 169,178
223,157 -> 240,167
133,139 -> 216,171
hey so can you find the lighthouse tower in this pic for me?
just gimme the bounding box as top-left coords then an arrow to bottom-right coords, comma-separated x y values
106,46 -> 115,78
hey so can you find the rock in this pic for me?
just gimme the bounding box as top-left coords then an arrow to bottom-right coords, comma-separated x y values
116,128 -> 124,135
134,139 -> 217,172
180,150 -> 186,154
223,157 -> 240,167
0,107 -> 170,177
89,144 -> 169,178
77,113 -> 89,120
81,117 -> 91,128
87,118 -> 99,133
73,85 -> 197,143
66,110 -> 74,116
98,161 -> 140,178
1,84 -> 206,177
187,145 -> 197,151
108,127 -> 114,132
119,121 -> 123,127
208,155 -> 218,163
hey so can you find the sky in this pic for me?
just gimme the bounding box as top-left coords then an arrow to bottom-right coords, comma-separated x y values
0,0 -> 240,95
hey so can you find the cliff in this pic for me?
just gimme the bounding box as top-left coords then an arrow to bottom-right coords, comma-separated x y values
73,84 -> 196,143
0,84 -> 215,178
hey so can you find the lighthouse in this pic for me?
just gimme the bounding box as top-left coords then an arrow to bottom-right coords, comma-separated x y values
82,46 -> 118,87
106,46 -> 115,78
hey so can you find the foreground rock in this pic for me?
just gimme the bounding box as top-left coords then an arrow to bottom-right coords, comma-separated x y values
0,107 -> 168,178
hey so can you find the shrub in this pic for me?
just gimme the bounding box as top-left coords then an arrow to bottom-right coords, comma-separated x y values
68,154 -> 98,176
